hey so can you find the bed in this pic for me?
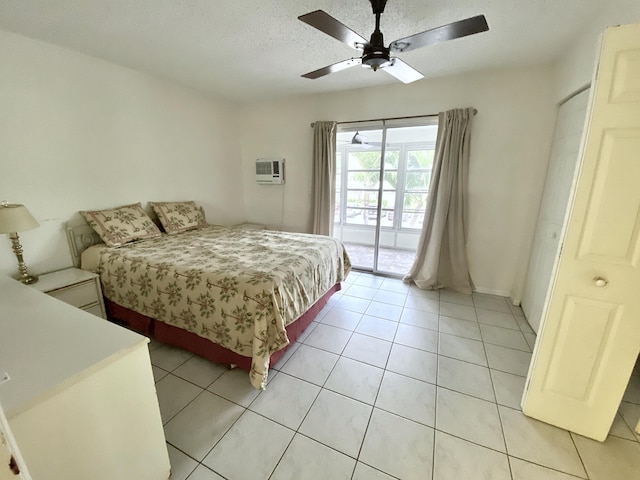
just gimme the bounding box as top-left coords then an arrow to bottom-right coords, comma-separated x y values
68,207 -> 350,390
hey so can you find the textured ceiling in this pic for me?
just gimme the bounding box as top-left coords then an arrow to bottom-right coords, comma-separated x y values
0,0 -> 611,103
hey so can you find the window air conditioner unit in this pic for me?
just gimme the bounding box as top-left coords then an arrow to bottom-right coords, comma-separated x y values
255,158 -> 285,185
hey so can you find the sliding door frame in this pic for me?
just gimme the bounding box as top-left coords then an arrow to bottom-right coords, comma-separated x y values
334,115 -> 438,276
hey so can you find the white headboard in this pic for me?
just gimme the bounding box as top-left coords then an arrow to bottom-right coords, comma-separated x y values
65,222 -> 103,267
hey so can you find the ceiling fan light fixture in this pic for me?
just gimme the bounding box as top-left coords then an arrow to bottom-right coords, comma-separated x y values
362,45 -> 391,71
362,54 -> 390,71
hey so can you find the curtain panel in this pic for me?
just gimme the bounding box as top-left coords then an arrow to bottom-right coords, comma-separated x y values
404,108 -> 475,293
311,121 -> 337,236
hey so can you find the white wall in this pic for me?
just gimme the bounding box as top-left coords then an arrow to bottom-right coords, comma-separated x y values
0,30 -> 244,278
553,0 -> 640,101
239,65 -> 556,296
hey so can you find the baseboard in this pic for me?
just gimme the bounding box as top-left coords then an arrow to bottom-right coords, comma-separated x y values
473,286 -> 511,298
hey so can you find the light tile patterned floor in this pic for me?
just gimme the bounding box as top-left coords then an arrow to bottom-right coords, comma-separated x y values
148,271 -> 640,480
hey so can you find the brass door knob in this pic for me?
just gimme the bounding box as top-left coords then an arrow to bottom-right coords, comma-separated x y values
594,277 -> 608,287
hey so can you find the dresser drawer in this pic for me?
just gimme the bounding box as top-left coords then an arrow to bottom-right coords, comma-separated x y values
48,280 -> 100,309
82,303 -> 105,318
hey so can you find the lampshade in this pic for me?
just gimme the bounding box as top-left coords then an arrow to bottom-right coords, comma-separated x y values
0,204 -> 39,234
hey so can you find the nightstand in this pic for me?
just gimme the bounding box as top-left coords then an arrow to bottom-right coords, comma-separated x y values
234,222 -> 266,230
33,268 -> 107,319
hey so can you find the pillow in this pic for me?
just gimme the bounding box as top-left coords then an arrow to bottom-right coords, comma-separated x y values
81,202 -> 162,247
150,201 -> 206,234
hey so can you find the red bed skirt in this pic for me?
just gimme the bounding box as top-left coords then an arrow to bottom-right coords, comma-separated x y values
105,283 -> 341,370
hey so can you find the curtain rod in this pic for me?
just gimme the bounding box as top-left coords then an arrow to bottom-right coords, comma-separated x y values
310,109 -> 477,128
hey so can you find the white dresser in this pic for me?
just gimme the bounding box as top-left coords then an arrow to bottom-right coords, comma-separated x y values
0,276 -> 170,480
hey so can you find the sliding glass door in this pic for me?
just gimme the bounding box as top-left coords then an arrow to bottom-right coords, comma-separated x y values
333,118 -> 438,276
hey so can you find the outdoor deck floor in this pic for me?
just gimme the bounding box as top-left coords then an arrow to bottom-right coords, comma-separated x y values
342,243 -> 416,276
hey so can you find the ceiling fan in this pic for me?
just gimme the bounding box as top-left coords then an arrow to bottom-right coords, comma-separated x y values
298,0 -> 489,84
338,131 -> 382,149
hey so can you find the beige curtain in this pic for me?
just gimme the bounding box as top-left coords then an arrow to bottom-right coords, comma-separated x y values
404,108 -> 475,293
311,121 -> 337,236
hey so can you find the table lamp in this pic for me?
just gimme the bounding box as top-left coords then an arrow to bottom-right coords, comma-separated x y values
0,202 -> 39,284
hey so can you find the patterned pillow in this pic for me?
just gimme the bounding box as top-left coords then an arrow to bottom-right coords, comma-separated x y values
81,203 -> 162,247
150,201 -> 207,234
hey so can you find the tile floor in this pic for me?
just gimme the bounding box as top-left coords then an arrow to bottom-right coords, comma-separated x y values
148,271 -> 640,480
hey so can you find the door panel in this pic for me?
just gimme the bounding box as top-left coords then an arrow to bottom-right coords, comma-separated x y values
610,50 -> 640,102
577,130 -> 640,264
543,296 -> 621,400
521,89 -> 590,333
523,23 -> 640,441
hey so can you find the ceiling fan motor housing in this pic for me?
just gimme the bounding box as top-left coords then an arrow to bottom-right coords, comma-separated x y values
363,29 -> 390,71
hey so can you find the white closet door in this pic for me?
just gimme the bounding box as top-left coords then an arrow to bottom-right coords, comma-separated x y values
521,89 -> 590,333
523,23 -> 640,440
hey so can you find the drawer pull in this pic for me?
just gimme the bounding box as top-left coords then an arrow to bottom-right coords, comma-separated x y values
593,277 -> 608,287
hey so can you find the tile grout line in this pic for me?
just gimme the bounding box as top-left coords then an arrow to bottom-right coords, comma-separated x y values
494,403 -> 592,479
157,362 -> 243,478
506,454 -> 589,480
247,369 -> 323,480
157,377 -> 206,427
568,432 -> 591,480
198,406 -> 248,476
473,295 -> 514,480
267,322 -> 359,480
178,382 -> 252,479
185,462 -> 228,480
615,406 -> 640,443
350,330 -> 392,479
431,302 -> 442,480
265,427 -> 296,480
348,287 -> 399,476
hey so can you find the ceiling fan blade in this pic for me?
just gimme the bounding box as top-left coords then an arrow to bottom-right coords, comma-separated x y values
302,58 -> 362,79
298,10 -> 368,49
384,58 -> 424,84
390,14 -> 489,53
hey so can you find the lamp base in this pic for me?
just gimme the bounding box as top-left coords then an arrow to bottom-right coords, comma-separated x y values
18,274 -> 38,285
8,232 -> 38,285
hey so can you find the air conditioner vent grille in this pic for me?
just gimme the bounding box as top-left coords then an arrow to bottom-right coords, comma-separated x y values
256,162 -> 273,175
255,158 -> 285,185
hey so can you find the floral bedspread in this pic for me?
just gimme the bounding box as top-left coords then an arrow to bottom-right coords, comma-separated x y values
96,225 -> 351,389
